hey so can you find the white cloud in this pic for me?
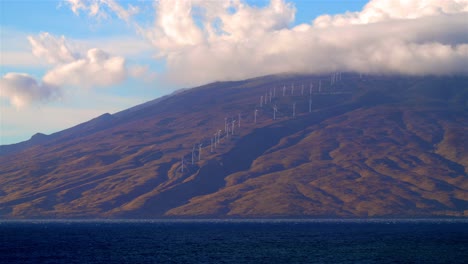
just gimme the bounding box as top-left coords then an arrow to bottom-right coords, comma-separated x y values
0,73 -> 60,108
2,31 -> 145,107
28,32 -> 77,64
314,0 -> 468,27
138,0 -> 468,85
65,0 -> 139,22
43,48 -> 127,88
60,0 -> 468,87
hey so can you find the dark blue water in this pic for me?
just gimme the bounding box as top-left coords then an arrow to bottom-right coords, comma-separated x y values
1,219 -> 467,263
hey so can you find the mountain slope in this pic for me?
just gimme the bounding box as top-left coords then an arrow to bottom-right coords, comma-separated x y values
0,74 -> 467,218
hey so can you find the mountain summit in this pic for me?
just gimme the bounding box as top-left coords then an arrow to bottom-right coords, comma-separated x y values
1,74 -> 467,218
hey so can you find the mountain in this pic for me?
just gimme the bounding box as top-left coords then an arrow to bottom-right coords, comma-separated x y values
0,74 -> 467,219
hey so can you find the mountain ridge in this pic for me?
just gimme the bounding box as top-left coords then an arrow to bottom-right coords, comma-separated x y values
0,73 -> 467,219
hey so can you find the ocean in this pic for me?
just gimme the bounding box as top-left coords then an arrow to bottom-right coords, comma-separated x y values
1,219 -> 467,263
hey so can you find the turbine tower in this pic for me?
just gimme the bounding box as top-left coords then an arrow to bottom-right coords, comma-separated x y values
214,132 -> 218,148
260,96 -> 263,107
191,145 -> 196,165
254,109 -> 258,124
231,120 -> 236,135
198,143 -> 203,161
293,102 -> 296,118
273,105 -> 278,120
309,97 -> 312,113
180,156 -> 185,173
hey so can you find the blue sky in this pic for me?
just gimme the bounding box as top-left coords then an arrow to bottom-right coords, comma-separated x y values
1,0 -> 467,145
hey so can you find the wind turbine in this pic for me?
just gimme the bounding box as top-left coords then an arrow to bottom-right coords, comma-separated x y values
309,97 -> 312,113
293,102 -> 296,118
283,85 -> 286,96
260,96 -> 263,107
238,113 -> 241,128
231,120 -> 236,135
214,132 -> 218,148
254,109 -> 258,124
191,145 -> 196,165
198,143 -> 203,161
180,156 -> 185,173
273,105 -> 278,120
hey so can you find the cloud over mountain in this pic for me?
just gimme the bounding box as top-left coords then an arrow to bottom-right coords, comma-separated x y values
147,0 -> 468,85
74,0 -> 468,86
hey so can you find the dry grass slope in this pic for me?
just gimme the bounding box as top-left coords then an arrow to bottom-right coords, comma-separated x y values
0,74 -> 467,218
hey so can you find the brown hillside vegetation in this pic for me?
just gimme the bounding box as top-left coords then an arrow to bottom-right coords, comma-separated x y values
0,74 -> 467,218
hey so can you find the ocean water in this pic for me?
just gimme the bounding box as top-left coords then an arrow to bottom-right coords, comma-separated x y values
0,219 -> 467,263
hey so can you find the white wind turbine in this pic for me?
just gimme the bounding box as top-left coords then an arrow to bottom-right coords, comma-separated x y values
309,96 -> 312,113
214,132 -> 218,148
231,119 -> 236,135
180,156 -> 186,173
254,109 -> 258,124
273,105 -> 278,120
191,145 -> 196,165
293,102 -> 296,118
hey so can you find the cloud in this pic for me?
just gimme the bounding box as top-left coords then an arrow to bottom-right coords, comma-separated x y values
43,48 -> 127,88
65,0 -> 468,87
2,32 -> 142,107
28,33 -> 131,88
0,73 -> 60,108
28,32 -> 77,64
137,0 -> 468,85
65,0 -> 139,22
313,0 -> 468,27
